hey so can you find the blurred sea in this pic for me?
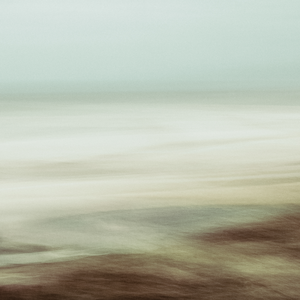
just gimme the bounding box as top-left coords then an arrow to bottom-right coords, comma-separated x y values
0,92 -> 299,265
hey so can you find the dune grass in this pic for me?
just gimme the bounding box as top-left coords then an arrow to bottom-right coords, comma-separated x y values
1,210 -> 300,299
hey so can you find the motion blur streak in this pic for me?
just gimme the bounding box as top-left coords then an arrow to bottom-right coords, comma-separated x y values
1,92 -> 300,220
0,92 -> 300,299
1,0 -> 300,298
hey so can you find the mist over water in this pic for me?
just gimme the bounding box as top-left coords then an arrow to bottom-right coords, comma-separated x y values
1,92 -> 299,222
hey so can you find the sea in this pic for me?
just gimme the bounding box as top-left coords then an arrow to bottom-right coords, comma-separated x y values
0,91 -> 299,266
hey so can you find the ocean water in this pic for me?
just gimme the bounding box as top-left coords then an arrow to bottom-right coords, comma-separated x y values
0,92 -> 299,265
1,92 -> 300,216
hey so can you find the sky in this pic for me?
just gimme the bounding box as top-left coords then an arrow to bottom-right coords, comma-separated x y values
0,0 -> 300,92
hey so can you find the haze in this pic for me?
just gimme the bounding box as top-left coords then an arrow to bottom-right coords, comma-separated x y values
1,2 -> 300,289
0,0 -> 300,92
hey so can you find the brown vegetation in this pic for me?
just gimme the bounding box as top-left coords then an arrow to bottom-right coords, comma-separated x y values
0,256 -> 281,300
197,212 -> 300,259
1,211 -> 300,299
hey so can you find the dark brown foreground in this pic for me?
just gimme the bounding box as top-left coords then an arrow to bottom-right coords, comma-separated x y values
1,211 -> 300,299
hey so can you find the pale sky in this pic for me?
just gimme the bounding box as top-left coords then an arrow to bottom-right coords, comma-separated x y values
0,0 -> 300,92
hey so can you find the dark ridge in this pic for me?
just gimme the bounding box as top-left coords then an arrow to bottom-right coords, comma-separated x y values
0,238 -> 52,255
198,212 -> 300,244
190,212 -> 300,259
0,267 -> 277,300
